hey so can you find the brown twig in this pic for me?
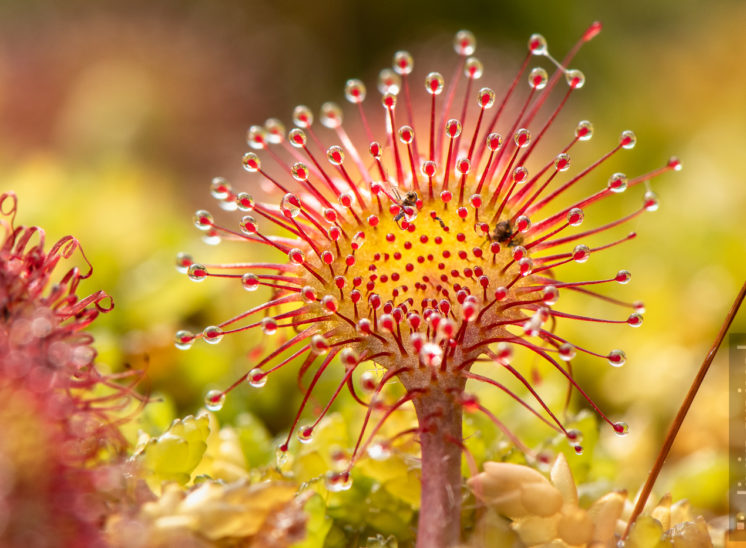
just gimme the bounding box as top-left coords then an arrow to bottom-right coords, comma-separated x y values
622,279 -> 746,540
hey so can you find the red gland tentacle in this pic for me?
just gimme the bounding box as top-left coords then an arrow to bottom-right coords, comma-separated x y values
282,348 -> 340,449
474,50 -> 532,167
464,371 -> 560,433
516,341 -> 619,430
436,56 -> 467,161
527,143 -> 623,217
518,86 -> 574,167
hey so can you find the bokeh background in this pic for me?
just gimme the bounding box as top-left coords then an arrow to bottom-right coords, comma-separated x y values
1,0 -> 744,521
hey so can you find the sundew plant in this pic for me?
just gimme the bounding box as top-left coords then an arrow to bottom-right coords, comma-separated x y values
177,22 -> 684,547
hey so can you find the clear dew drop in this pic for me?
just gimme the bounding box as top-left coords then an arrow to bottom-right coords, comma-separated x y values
236,192 -> 255,211
444,119 -> 462,139
340,347 -> 359,368
573,445 -> 584,455
513,166 -> 528,184
297,425 -> 314,444
425,72 -> 444,95
193,210 -> 213,231
242,152 -> 261,172
247,368 -> 267,388
288,128 -> 307,148
528,33 -> 547,55
310,334 -> 330,355
264,118 -> 285,144
420,342 -> 443,367
261,317 -> 278,335
202,230 -> 221,246
327,145 -> 345,165
322,295 -> 338,313
421,160 -> 437,177
607,349 -> 627,367
369,141 -> 383,160
399,125 -> 414,144
644,190 -> 659,211
576,120 -> 593,141
301,286 -> 317,303
360,371 -> 378,392
607,172 -> 628,193
478,87 -> 495,109
486,132 -> 503,151
219,196 -> 237,212
246,125 -> 267,150
240,215 -> 258,235
325,471 -> 353,492
514,128 -> 531,148
320,102 -> 343,128
203,325 -> 224,344
613,421 -> 629,436
566,429 -> 583,443
620,130 -> 637,149
187,264 -> 208,282
565,69 -> 585,89
276,445 -> 289,466
345,79 -> 366,103
393,50 -> 414,75
616,270 -> 631,284
292,105 -> 314,128
456,158 -> 471,176
572,244 -> 590,263
523,313 -> 542,336
174,330 -> 195,350
381,90 -> 397,109
554,153 -> 571,172
567,207 -> 584,226
381,92 -> 396,109
559,343 -> 576,361
496,342 -> 513,365
627,313 -> 643,328
542,285 -> 559,306
175,252 -> 193,274
367,441 -> 392,461
528,67 -> 548,90
281,193 -> 301,218
291,162 -> 309,181
454,30 -> 476,56
241,273 -> 260,291
204,390 -> 225,411
339,191 -> 356,207
210,177 -> 231,200
464,57 -> 483,79
378,68 -> 401,95
330,450 -> 351,471
288,248 -> 305,265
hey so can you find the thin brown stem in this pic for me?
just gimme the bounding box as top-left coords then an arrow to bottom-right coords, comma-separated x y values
622,280 -> 746,539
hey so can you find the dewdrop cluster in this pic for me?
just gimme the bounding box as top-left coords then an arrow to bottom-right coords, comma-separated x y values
176,24 -> 680,486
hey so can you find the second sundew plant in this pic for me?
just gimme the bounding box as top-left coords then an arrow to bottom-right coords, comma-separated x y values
176,22 -> 680,547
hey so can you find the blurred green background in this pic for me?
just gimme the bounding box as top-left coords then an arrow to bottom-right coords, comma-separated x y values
1,0 -> 744,518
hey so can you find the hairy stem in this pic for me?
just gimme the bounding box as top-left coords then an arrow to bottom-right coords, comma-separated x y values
413,388 -> 463,548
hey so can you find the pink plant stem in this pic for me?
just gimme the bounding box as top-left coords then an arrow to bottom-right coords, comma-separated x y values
413,388 -> 463,548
